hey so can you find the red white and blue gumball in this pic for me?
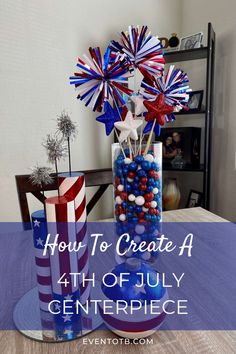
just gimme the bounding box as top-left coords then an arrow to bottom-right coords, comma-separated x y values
99,259 -> 168,338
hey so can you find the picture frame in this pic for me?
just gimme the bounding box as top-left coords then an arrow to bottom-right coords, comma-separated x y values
186,190 -> 203,208
157,127 -> 201,168
179,32 -> 203,50
185,90 -> 204,112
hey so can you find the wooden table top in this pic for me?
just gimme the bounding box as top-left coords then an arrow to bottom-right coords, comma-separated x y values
1,207 -> 235,354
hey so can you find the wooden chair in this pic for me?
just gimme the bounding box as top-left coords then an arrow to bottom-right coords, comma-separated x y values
15,168 -> 113,230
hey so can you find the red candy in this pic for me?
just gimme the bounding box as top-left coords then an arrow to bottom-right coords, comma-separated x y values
139,184 -> 147,192
115,190 -> 121,197
140,177 -> 148,184
144,202 -> 151,208
120,192 -> 128,200
138,212 -> 145,219
149,208 -> 157,215
115,177 -> 120,186
128,172 -> 136,179
139,219 -> 146,223
144,193 -> 154,202
148,170 -> 156,178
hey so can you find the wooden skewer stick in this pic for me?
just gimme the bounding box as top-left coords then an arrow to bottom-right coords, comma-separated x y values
144,119 -> 156,156
114,128 -> 126,158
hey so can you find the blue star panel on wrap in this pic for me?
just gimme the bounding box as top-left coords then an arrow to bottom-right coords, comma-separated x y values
96,102 -> 122,136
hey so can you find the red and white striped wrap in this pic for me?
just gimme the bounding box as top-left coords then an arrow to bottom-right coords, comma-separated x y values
45,196 -> 79,296
58,173 -> 90,305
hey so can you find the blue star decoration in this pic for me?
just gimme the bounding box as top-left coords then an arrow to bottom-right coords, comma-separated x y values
96,102 -> 122,136
143,119 -> 161,136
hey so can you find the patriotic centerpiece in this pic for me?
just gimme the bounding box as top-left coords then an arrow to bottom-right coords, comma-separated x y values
68,25 -> 191,338
70,24 -> 191,262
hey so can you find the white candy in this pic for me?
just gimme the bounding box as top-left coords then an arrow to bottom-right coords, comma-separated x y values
150,201 -> 157,208
128,194 -> 136,202
127,178 -> 134,183
144,154 -> 154,163
142,251 -> 151,261
117,184 -> 124,192
116,196 -> 122,205
119,214 -> 126,222
134,235 -> 141,243
124,158 -> 132,165
135,196 -> 145,206
153,188 -> 159,195
142,207 -> 149,213
135,224 -> 145,235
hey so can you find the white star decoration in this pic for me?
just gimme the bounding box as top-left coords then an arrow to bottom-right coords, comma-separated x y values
130,95 -> 147,116
54,303 -> 61,311
65,294 -> 73,301
36,237 -> 44,247
133,281 -> 146,295
33,219 -> 40,228
114,111 -> 143,142
62,314 -> 72,322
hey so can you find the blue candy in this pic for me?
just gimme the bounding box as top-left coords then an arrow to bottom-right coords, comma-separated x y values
133,182 -> 139,190
135,206 -> 143,214
127,205 -> 134,212
127,212 -> 133,220
137,169 -> 147,178
147,186 -> 153,192
135,155 -> 144,164
122,202 -> 127,209
151,162 -> 158,170
134,176 -> 140,182
123,167 -> 128,176
147,178 -> 155,186
126,184 -> 132,193
128,162 -> 138,171
141,161 -> 151,171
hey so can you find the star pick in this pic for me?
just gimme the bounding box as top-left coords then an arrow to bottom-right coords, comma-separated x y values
114,111 -> 142,142
96,102 -> 121,136
144,120 -> 161,136
130,94 -> 147,116
144,93 -> 174,126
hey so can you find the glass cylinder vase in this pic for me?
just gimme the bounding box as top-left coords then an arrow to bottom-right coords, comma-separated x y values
112,142 -> 162,264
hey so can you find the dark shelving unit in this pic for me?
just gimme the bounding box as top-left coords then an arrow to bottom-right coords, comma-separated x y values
161,23 -> 215,210
163,164 -> 204,173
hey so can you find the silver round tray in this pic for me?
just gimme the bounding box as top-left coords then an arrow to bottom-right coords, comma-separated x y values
13,283 -> 103,342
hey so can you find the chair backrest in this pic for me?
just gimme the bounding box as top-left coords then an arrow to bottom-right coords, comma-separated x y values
15,168 -> 113,230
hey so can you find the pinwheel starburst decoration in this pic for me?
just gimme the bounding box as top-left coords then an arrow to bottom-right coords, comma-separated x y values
141,65 -> 191,122
70,46 -> 133,112
110,25 -> 165,79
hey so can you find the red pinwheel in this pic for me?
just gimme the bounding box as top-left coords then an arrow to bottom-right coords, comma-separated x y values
144,94 -> 174,126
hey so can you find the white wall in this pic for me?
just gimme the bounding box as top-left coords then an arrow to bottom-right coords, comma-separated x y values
0,0 -> 182,221
181,0 -> 236,220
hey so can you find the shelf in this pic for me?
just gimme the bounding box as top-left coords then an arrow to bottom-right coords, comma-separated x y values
175,110 -> 206,116
164,47 -> 208,63
163,164 -> 204,172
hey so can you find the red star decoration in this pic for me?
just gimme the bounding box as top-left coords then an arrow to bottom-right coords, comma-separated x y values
143,93 -> 174,126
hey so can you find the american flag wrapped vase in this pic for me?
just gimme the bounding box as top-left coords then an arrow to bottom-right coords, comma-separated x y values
31,210 -> 55,340
45,196 -> 82,340
58,173 -> 92,330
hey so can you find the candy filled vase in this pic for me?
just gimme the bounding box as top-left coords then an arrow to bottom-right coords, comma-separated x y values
112,142 -> 162,264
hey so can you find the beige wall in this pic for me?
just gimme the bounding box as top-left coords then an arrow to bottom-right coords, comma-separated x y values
0,0 -> 182,221
181,0 -> 236,220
